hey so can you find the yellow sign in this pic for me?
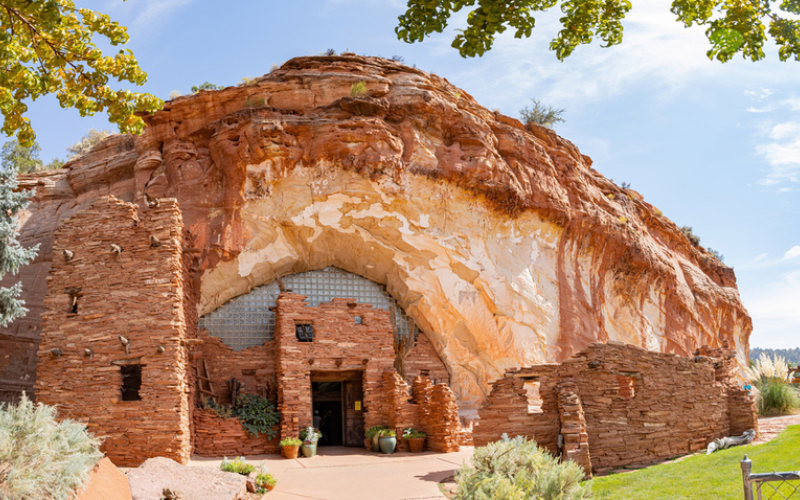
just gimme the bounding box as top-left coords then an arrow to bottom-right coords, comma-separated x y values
355,401 -> 362,411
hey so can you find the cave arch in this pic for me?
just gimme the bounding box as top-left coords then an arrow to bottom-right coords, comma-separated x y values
199,266 -> 413,351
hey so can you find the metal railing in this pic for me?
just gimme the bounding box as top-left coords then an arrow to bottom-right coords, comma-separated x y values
742,455 -> 800,500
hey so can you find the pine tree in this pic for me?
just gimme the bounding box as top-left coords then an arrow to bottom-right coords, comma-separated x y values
0,165 -> 38,326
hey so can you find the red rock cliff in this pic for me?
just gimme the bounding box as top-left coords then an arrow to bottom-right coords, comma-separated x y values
1,55 -> 751,411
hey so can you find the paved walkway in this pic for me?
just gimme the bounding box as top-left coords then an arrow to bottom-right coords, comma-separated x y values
189,447 -> 474,500
753,413 -> 800,445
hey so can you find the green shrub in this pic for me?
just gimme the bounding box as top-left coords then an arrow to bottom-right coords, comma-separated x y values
454,435 -> 589,500
191,82 -> 221,93
350,81 -> 366,96
519,98 -> 565,128
756,379 -> 800,416
220,456 -> 255,476
0,394 -> 103,500
232,394 -> 280,439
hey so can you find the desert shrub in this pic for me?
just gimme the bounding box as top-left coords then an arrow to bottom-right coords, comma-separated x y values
325,48 -> 337,56
191,82 -> 221,93
66,129 -> 112,160
350,81 -> 367,96
256,471 -> 276,488
680,226 -> 701,246
454,435 -> 589,500
519,98 -> 565,128
220,456 -> 255,476
279,437 -> 302,447
0,394 -> 103,500
706,247 -> 725,263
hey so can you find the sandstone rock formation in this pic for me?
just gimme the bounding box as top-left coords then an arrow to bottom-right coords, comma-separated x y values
1,55 -> 751,413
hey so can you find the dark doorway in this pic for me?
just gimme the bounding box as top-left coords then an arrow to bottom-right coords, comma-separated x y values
312,381 -> 343,446
311,370 -> 364,447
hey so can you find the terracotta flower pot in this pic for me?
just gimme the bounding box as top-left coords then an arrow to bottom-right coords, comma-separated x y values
264,483 -> 275,492
407,437 -> 425,453
283,445 -> 299,459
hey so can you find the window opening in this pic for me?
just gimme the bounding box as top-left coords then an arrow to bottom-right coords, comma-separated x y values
198,266 -> 412,351
296,323 -> 314,342
522,378 -> 543,413
120,365 -> 142,401
617,375 -> 635,399
353,316 -> 362,324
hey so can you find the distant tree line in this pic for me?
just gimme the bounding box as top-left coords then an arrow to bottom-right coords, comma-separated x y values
751,347 -> 800,366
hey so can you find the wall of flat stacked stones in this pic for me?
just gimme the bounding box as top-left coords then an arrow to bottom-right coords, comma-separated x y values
35,197 -> 192,466
274,293 -> 395,438
474,341 -> 758,473
193,409 -> 279,456
380,371 -> 462,452
197,336 -> 278,407
472,365 -> 561,454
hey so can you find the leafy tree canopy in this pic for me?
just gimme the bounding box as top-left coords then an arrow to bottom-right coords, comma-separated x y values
396,0 -> 800,62
0,0 -> 163,147
1,138 -> 62,173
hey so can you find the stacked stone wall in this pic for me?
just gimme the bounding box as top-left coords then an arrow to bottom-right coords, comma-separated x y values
193,409 -> 279,456
197,335 -> 277,407
475,341 -> 758,473
472,366 -> 560,454
274,293 -> 395,438
35,197 -> 191,466
557,381 -> 591,477
405,333 -> 450,386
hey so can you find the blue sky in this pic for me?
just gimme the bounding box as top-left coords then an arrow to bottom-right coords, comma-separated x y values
22,0 -> 800,348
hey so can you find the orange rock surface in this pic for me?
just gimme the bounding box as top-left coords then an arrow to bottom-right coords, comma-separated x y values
76,457 -> 131,500
2,55 -> 751,412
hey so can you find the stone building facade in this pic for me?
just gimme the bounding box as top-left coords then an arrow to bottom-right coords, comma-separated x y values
35,196 -> 460,465
473,341 -> 758,476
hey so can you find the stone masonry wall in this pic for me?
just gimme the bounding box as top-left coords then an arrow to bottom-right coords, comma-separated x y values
474,341 -> 758,473
557,381 -> 591,477
472,365 -> 561,454
380,372 -> 461,453
197,334 -> 277,407
405,333 -> 450,386
274,293 -> 395,438
193,409 -> 279,456
36,197 -> 191,466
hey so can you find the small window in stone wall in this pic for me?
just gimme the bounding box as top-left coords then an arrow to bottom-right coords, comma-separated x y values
353,316 -> 362,324
295,323 -> 314,342
617,375 -> 635,399
121,365 -> 142,401
522,378 -> 544,413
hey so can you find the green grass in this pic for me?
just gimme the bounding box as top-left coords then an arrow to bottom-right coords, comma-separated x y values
590,425 -> 800,500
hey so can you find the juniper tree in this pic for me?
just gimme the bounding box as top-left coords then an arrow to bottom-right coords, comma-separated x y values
0,164 -> 38,326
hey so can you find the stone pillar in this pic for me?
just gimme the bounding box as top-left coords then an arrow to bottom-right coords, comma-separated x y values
556,380 -> 591,478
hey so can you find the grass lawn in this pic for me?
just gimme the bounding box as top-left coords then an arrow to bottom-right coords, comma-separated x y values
590,425 -> 800,500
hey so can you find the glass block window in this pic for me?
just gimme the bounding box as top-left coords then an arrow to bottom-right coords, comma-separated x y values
198,267 -> 411,350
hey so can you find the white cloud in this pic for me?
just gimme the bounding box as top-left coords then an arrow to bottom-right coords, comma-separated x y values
784,246 -> 800,260
783,96 -> 800,110
754,253 -> 769,262
756,121 -> 800,186
746,270 -> 800,348
745,88 -> 773,100
747,106 -> 774,113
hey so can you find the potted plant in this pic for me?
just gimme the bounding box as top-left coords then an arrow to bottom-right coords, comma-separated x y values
378,428 -> 397,454
403,428 -> 426,453
279,437 -> 302,459
366,425 -> 387,452
255,471 -> 277,492
300,426 -> 322,457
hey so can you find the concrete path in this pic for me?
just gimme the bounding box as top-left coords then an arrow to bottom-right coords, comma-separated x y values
753,413 -> 800,445
189,447 -> 474,500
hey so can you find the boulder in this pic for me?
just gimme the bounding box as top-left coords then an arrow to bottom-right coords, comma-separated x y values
126,457 -> 247,500
76,457 -> 132,500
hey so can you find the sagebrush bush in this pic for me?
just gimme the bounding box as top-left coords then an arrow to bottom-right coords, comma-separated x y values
220,456 -> 255,476
0,394 -> 102,500
454,435 -> 590,500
